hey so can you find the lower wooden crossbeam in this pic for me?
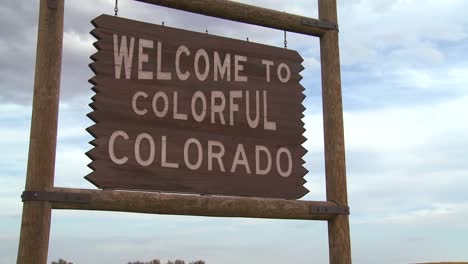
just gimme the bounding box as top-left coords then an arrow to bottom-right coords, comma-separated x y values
45,187 -> 349,220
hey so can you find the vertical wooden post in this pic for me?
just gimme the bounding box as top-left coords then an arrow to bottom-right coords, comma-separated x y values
17,0 -> 64,263
318,0 -> 352,263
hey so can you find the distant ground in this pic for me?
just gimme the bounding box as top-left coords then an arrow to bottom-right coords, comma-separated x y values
417,262 -> 468,264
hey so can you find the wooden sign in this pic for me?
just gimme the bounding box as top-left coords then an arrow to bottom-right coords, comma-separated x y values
86,14 -> 308,199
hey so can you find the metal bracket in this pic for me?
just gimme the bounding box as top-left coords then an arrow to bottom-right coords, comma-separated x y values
48,0 -> 57,9
301,17 -> 339,31
310,204 -> 349,215
22,191 -> 91,204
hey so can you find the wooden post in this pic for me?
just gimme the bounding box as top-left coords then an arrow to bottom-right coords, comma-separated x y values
318,0 -> 352,263
17,0 -> 64,263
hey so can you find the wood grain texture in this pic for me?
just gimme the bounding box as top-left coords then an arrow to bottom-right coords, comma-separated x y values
319,0 -> 352,263
87,15 -> 308,199
134,0 -> 335,37
51,187 -> 343,220
17,0 -> 64,263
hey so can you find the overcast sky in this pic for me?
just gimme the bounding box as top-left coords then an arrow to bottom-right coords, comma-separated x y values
1,0 -> 468,263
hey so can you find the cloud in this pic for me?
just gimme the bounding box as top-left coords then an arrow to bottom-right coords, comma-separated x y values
301,90 -> 468,224
380,202 -> 468,226
339,0 -> 468,66
0,0 -> 325,105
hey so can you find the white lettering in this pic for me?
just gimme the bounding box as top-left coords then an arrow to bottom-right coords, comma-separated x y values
229,91 -> 242,126
231,144 -> 251,174
175,45 -> 190,80
255,145 -> 272,175
234,55 -> 248,82
135,133 -> 155,166
161,136 -> 179,168
208,140 -> 225,172
263,91 -> 276,131
184,138 -> 203,170
113,34 -> 135,79
157,41 -> 172,80
132,91 -> 148,115
192,91 -> 207,122
277,63 -> 291,83
138,39 -> 153,80
246,90 -> 260,128
173,92 -> 188,120
109,131 -> 129,165
214,52 -> 231,81
194,49 -> 210,81
261,59 -> 274,82
276,147 -> 292,177
211,91 -> 226,125
152,91 -> 169,118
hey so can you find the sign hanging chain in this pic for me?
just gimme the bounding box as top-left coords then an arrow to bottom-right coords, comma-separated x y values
284,30 -> 287,49
283,12 -> 287,49
114,0 -> 119,16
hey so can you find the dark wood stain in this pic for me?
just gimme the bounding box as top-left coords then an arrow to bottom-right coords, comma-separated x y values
87,14 -> 308,199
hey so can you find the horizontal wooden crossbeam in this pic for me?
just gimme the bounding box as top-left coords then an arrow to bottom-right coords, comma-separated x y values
44,187 -> 349,220
134,0 -> 338,37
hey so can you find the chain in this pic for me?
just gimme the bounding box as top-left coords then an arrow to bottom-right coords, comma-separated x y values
114,0 -> 119,16
284,30 -> 287,49
283,12 -> 287,48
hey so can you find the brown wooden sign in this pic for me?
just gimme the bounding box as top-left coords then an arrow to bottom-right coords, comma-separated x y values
86,14 -> 308,199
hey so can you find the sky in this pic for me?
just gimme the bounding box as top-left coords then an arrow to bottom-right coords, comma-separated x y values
1,0 -> 468,263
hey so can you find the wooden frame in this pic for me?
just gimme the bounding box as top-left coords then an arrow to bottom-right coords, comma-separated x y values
17,0 -> 351,263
